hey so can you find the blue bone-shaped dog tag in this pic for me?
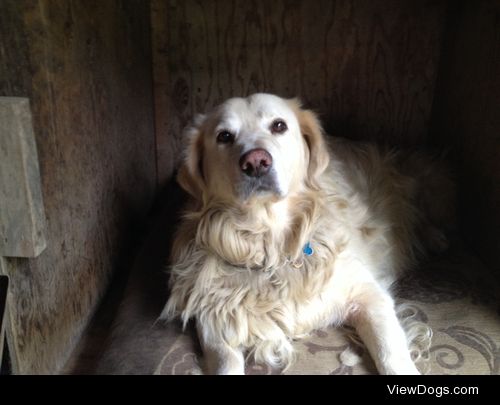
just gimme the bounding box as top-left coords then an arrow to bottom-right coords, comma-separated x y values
303,242 -> 314,256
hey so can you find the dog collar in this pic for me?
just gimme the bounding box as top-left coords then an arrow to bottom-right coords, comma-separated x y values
223,242 -> 314,270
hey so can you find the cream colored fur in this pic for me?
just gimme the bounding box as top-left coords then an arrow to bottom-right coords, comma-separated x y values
160,93 -> 447,375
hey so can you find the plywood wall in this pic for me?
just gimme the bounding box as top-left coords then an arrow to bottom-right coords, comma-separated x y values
152,0 -> 448,185
430,0 -> 500,274
0,0 -> 156,374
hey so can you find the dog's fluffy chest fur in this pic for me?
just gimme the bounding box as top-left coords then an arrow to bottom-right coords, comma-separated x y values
162,202 -> 344,367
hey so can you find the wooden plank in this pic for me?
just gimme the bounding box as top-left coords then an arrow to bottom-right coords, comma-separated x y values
152,0 -> 448,184
0,97 -> 47,258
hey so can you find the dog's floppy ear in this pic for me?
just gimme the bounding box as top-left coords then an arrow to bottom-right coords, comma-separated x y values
287,98 -> 330,187
177,114 -> 207,200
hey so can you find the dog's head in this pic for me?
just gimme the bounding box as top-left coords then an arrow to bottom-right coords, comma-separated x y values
178,93 -> 329,204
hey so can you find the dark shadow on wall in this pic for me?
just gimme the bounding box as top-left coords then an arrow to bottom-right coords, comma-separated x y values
63,178 -> 188,374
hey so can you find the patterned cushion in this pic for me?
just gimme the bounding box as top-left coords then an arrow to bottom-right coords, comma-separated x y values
152,248 -> 500,375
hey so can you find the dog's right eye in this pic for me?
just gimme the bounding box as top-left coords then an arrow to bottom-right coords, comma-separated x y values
216,131 -> 234,144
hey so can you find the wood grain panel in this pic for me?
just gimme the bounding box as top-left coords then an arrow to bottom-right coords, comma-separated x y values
0,98 -> 47,258
430,0 -> 500,274
0,0 -> 155,374
152,0 -> 447,184
151,0 -> 173,185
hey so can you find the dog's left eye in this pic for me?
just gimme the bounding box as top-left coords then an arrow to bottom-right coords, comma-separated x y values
270,119 -> 287,134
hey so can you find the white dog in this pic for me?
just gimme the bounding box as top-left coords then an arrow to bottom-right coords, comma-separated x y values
160,93 -> 453,375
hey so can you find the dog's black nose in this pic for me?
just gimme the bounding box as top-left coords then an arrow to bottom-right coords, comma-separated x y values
239,148 -> 272,177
